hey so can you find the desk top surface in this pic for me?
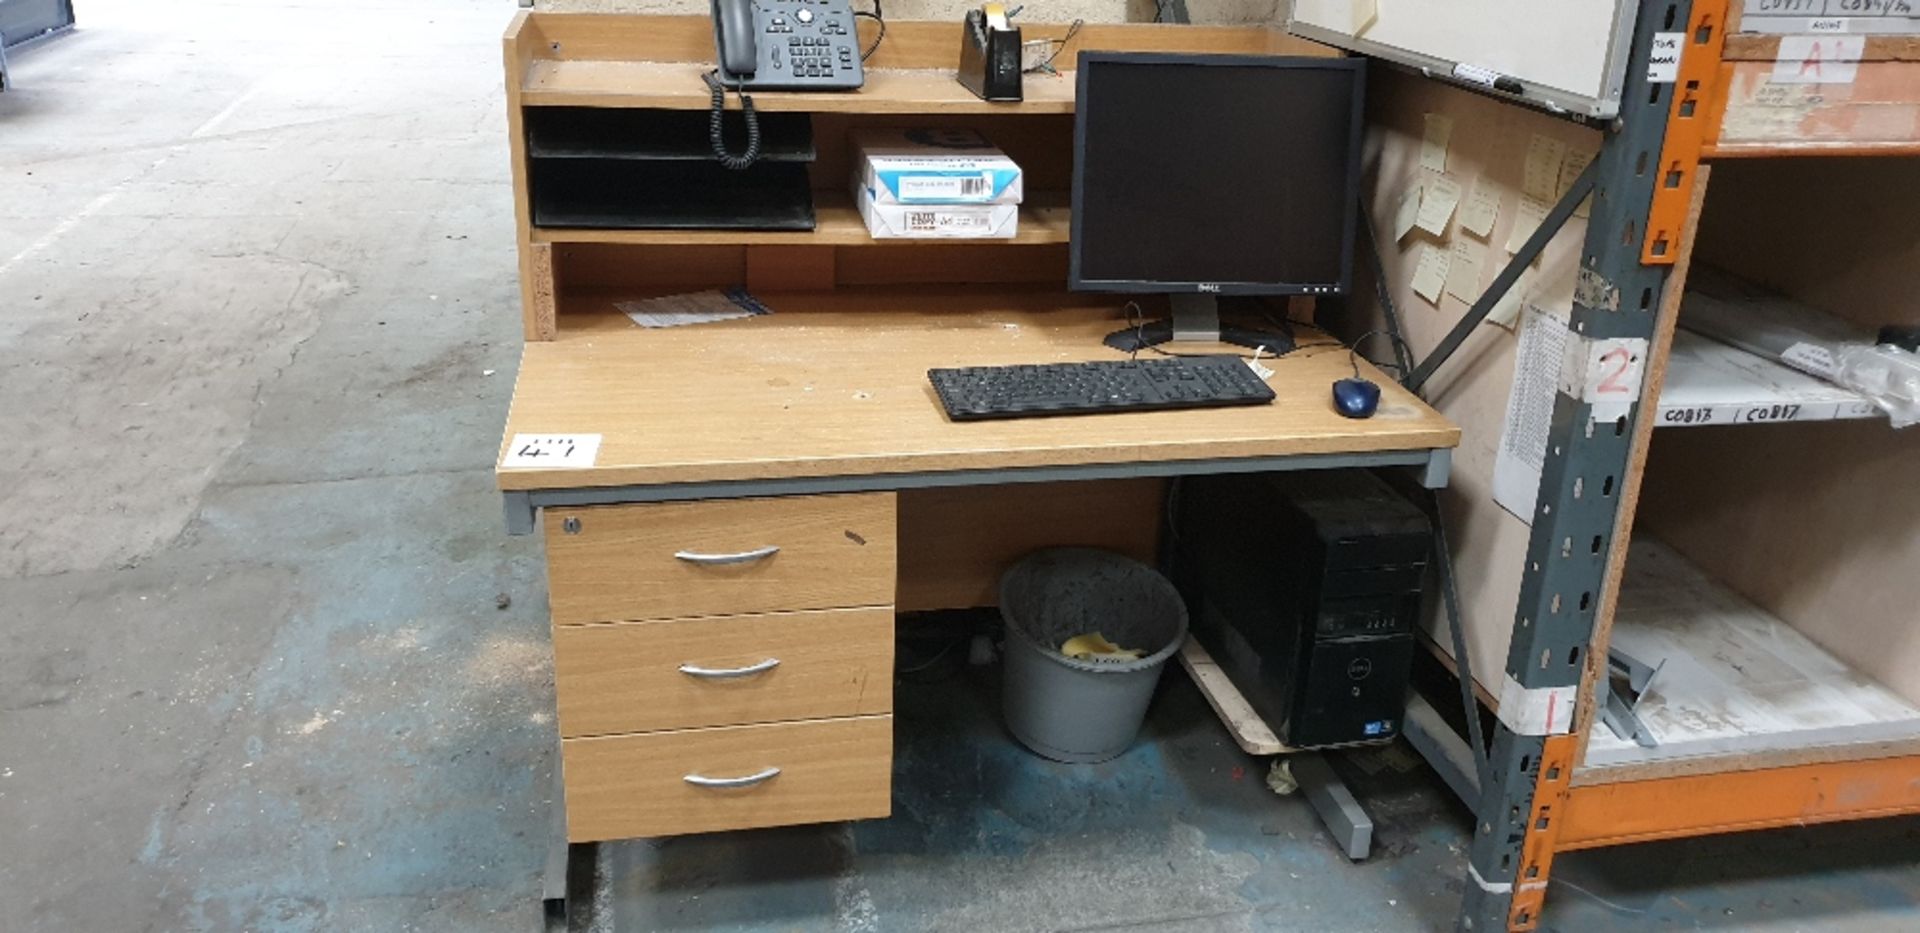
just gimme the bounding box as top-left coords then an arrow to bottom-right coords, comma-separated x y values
496,291 -> 1459,492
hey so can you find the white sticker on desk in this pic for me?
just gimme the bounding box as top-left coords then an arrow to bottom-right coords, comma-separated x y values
503,434 -> 602,469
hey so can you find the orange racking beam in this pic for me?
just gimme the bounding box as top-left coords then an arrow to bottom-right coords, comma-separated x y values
1559,755 -> 1920,851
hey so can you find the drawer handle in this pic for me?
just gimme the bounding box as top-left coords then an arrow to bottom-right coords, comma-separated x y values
683,767 -> 781,789
674,545 -> 780,565
678,658 -> 781,679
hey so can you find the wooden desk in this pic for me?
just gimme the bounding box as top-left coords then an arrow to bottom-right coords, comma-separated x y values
494,12 -> 1459,849
499,291 -> 1457,521
496,294 -> 1458,843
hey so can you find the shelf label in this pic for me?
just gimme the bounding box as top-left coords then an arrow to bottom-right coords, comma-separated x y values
1655,399 -> 1881,427
1772,35 -> 1865,85
502,433 -> 602,469
1742,0 -> 1917,35
1648,32 -> 1685,83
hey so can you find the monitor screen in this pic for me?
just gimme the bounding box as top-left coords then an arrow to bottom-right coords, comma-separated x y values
1070,53 -> 1364,296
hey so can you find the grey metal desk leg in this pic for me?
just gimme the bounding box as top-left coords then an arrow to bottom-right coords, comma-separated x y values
1292,753 -> 1373,861
543,756 -> 594,927
543,760 -> 570,921
505,491 -> 536,536
1420,449 -> 1452,489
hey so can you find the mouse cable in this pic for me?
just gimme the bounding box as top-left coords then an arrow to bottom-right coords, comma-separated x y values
1346,330 -> 1416,380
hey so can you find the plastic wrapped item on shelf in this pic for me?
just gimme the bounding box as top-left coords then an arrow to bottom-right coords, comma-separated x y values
1835,344 -> 1920,429
1683,267 -> 1860,380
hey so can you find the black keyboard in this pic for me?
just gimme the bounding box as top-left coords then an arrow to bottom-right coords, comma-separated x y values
928,355 -> 1277,421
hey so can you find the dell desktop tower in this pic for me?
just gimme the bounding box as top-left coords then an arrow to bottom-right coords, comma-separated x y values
1171,470 -> 1430,748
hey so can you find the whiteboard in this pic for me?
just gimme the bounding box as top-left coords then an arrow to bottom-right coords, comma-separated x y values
1290,0 -> 1639,118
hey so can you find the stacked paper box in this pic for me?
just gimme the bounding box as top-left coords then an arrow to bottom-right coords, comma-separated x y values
850,128 -> 1022,239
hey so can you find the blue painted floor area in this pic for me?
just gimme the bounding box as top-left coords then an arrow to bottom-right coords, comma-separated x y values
579,625 -> 1920,932
3,2 -> 1920,931
590,628 -> 1475,933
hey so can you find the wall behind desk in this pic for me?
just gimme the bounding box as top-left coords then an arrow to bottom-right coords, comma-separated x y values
1355,67 -> 1603,699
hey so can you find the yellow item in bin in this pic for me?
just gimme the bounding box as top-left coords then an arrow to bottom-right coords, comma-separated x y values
1060,632 -> 1144,663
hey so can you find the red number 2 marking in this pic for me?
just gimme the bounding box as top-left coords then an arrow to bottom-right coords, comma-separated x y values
1596,348 -> 1635,395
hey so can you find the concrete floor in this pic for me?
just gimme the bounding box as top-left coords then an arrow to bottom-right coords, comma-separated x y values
2,3 -> 1917,931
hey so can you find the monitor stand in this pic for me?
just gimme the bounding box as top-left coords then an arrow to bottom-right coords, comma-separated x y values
1103,294 -> 1290,354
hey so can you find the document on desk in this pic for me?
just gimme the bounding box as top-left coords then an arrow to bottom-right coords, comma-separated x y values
616,289 -> 773,328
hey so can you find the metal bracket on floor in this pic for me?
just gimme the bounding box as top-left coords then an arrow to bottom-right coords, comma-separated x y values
1599,648 -> 1664,748
1290,753 -> 1374,861
1401,693 -> 1481,806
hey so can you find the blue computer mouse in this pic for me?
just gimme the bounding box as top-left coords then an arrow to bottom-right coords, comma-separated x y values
1332,377 -> 1381,419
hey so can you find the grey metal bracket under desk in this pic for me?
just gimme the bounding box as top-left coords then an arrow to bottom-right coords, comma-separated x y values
502,447 -> 1453,534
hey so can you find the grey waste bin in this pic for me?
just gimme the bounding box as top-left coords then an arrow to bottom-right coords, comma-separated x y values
999,548 -> 1189,763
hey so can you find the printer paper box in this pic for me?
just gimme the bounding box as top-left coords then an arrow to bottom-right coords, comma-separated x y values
858,186 -> 1018,239
851,128 -> 1023,205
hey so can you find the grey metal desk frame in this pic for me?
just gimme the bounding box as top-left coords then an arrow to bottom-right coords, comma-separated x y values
502,446 -> 1453,534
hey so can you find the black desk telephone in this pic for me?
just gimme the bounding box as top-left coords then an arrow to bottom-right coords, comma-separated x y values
711,0 -> 866,90
706,0 -> 865,169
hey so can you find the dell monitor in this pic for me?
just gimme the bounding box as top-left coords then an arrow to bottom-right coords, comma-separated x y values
1069,52 -> 1366,351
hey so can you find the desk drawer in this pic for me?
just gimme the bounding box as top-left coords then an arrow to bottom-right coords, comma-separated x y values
553,607 -> 894,737
562,715 -> 892,841
544,493 -> 896,624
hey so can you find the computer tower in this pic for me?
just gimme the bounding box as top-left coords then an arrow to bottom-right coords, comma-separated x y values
1171,470 -> 1429,748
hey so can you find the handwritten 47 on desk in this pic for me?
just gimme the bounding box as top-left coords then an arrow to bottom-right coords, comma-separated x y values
503,434 -> 603,469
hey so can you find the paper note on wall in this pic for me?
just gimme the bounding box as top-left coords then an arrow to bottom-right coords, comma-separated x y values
1506,194 -> 1552,254
1353,0 -> 1379,35
1492,306 -> 1569,523
1445,239 -> 1483,304
1459,180 -> 1501,238
1420,113 -> 1454,173
1415,177 -> 1462,236
1393,185 -> 1423,241
1772,35 -> 1864,85
1487,270 -> 1530,330
1557,148 -> 1597,219
1411,244 -> 1451,305
1522,134 -> 1568,201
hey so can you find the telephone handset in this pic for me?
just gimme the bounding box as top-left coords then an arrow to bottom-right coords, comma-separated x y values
711,0 -> 866,90
706,0 -> 866,169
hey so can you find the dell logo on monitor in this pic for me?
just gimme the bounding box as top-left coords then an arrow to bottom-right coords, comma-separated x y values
1196,283 -> 1222,293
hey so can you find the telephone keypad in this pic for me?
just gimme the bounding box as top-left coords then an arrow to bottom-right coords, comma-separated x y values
728,0 -> 864,90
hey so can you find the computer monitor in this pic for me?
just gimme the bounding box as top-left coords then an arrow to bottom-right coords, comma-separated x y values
1069,52 -> 1366,351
